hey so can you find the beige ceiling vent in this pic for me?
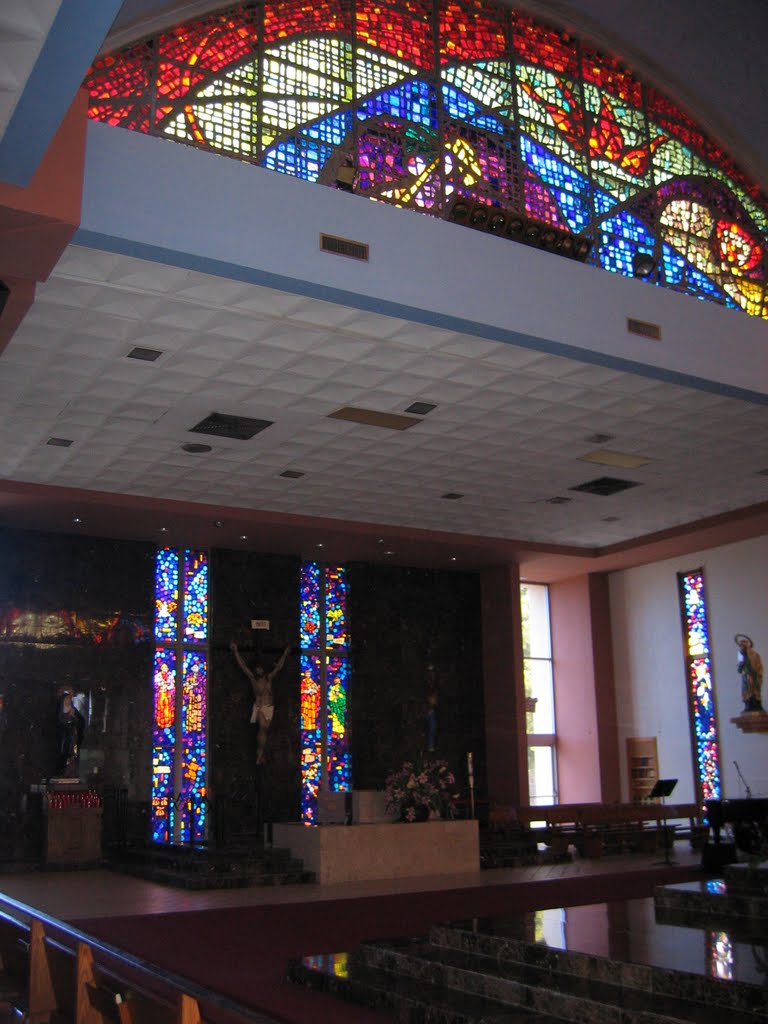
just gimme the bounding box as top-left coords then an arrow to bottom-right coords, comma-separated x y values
627,317 -> 662,340
320,233 -> 369,261
328,406 -> 420,430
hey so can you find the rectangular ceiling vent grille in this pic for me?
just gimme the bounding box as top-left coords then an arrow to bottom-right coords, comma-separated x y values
320,233 -> 369,261
190,412 -> 273,440
627,317 -> 662,340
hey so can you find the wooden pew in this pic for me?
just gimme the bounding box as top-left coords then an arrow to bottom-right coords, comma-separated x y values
0,893 -> 276,1024
489,801 -> 703,857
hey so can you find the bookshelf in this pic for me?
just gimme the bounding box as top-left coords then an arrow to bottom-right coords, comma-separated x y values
627,736 -> 659,802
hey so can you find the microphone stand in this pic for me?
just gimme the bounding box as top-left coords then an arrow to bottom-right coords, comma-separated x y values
733,760 -> 752,798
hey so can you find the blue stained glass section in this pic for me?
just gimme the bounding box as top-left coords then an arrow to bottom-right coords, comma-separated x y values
357,80 -> 437,129
598,210 -> 657,276
519,135 -> 592,233
441,85 -> 504,135
302,110 -> 353,146
262,138 -> 332,181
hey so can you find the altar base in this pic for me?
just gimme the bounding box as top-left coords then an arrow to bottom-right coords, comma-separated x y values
273,819 -> 479,885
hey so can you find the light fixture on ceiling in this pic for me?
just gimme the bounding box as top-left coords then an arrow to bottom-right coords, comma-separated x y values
72,516 -> 82,524
213,520 -> 224,528
632,252 -> 657,279
585,433 -> 615,445
328,406 -> 422,430
191,412 -> 273,440
181,443 -> 212,454
159,527 -> 168,533
46,437 -> 73,447
570,476 -> 640,496
441,492 -> 464,500
546,496 -> 571,505
280,469 -> 305,479
239,534 -> 248,540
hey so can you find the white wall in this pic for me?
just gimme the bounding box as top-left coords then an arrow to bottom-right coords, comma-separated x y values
610,533 -> 768,804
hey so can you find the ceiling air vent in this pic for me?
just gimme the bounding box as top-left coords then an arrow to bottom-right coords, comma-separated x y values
570,476 -> 640,497
190,412 -> 273,440
627,317 -> 662,340
320,233 -> 369,261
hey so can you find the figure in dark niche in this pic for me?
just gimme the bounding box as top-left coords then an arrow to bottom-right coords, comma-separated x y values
735,634 -> 764,712
230,642 -> 291,765
55,687 -> 86,778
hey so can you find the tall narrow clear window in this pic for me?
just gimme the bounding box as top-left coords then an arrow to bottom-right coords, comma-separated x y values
521,582 -> 557,804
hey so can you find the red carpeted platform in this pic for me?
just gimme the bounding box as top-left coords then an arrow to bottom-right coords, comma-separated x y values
75,862 -> 703,1024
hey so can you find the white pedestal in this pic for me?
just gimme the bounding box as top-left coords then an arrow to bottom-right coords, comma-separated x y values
273,819 -> 479,885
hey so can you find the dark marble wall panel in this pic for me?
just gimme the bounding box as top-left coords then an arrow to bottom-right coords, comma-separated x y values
209,548 -> 302,829
0,528 -> 155,857
347,563 -> 485,807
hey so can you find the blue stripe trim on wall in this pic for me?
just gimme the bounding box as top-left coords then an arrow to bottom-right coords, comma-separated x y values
0,0 -> 123,187
72,227 -> 768,408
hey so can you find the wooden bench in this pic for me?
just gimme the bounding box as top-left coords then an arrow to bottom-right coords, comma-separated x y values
490,802 -> 703,857
0,893 -> 277,1024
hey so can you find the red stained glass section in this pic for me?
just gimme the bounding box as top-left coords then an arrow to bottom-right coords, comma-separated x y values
356,0 -> 434,69
439,0 -> 508,64
511,13 -> 579,76
581,48 -> 641,106
84,44 -> 153,131
263,0 -> 352,44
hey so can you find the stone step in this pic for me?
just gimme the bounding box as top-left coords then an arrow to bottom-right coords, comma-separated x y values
356,936 -> 765,1024
429,922 -> 767,1016
289,950 -> 564,1024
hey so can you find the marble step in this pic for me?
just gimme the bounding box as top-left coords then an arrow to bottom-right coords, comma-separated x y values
357,937 -> 765,1024
288,951 -> 564,1024
430,921 -> 767,1016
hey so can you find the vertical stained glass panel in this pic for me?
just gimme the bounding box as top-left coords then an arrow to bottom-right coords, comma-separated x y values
326,655 -> 350,791
300,653 -> 323,824
300,562 -> 321,648
325,565 -> 348,647
155,547 -> 179,641
678,569 -> 721,806
178,650 -> 208,842
183,549 -> 209,641
152,647 -> 177,844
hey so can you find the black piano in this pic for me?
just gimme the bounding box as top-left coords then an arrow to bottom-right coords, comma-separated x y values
705,797 -> 768,853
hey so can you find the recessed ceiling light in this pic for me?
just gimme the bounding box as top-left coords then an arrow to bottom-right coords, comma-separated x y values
405,401 -> 437,416
579,449 -> 651,469
72,516 -> 82,524
442,492 -> 464,500
316,542 -> 324,548
47,437 -> 73,447
181,443 -> 212,454
127,346 -> 163,361
450,556 -> 457,562
239,534 -> 248,540
546,496 -> 571,505
280,469 -> 305,479
385,549 -> 395,556
159,527 -> 168,533
213,520 -> 224,528
191,412 -> 273,440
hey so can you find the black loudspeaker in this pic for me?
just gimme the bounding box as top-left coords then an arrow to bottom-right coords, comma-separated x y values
701,842 -> 737,871
0,280 -> 9,316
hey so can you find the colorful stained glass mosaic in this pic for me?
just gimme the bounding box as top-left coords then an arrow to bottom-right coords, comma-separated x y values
85,2 -> 768,316
183,550 -> 209,641
151,647 -> 177,843
678,569 -> 721,806
152,547 -> 209,845
299,562 -> 351,822
178,650 -> 208,842
300,652 -> 322,824
154,547 -> 179,642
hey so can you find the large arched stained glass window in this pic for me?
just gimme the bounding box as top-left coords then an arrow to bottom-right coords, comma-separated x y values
85,1 -> 767,318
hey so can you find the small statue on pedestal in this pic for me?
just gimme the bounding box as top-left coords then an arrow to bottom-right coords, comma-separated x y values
55,687 -> 85,778
735,634 -> 764,713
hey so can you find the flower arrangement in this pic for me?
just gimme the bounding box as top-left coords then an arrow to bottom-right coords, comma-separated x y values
384,755 -> 458,822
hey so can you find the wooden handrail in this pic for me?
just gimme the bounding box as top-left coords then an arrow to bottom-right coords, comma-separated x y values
0,894 -> 279,1024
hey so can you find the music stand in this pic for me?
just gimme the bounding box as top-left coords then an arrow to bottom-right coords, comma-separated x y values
650,778 -> 678,864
